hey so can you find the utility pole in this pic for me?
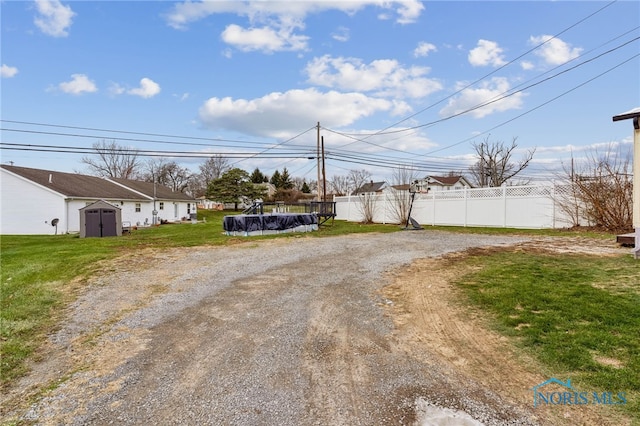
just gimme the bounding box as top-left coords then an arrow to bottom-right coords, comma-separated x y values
316,122 -> 322,201
321,136 -> 327,202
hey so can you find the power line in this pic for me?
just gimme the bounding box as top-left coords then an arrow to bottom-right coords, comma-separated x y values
0,119 -> 272,146
0,142 -> 316,159
322,35 -> 639,154
425,52 -> 640,155
332,0 -> 619,141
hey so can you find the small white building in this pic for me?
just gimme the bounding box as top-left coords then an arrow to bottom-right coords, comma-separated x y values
0,165 -> 196,235
413,175 -> 472,193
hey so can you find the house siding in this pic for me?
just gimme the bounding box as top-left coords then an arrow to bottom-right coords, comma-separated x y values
1,170 -> 68,235
1,168 -> 197,234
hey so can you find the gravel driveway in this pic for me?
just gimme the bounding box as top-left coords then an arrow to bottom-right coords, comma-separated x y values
4,231 -> 548,425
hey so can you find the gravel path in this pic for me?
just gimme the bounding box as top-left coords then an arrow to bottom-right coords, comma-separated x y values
4,231 -> 548,425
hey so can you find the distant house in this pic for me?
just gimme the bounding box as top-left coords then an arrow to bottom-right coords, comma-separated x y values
413,175 -> 472,193
0,165 -> 196,235
352,181 -> 386,195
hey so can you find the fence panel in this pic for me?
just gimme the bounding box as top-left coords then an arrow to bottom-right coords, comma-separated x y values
334,184 -> 581,229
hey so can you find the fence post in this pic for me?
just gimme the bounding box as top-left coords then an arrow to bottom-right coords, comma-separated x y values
464,187 -> 468,227
432,192 -> 436,226
503,186 -> 507,228
552,182 -> 556,229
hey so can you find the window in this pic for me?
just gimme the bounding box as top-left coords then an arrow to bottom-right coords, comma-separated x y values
159,202 -> 164,210
135,203 -> 141,212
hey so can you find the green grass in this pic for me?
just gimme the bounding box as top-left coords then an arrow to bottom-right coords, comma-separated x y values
0,212 -> 627,392
455,251 -> 640,417
0,210 -> 399,385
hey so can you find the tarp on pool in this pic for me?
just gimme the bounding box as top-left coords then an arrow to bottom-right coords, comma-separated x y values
223,213 -> 318,236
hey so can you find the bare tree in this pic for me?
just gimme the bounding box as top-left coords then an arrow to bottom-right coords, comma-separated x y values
200,155 -> 229,183
81,140 -> 140,179
184,155 -> 230,197
140,158 -> 192,193
553,157 -> 584,227
557,145 -> 632,231
348,169 -> 372,194
388,166 -> 419,224
356,192 -> 378,224
469,137 -> 535,187
330,175 -> 350,196
162,162 -> 192,193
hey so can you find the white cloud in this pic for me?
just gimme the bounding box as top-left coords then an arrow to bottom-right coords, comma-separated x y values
468,39 -> 506,67
529,35 -> 582,66
34,0 -> 75,37
57,74 -> 97,95
394,0 -> 424,24
331,26 -> 350,42
108,82 -> 126,96
198,88 -> 409,139
439,77 -> 525,119
165,1 -> 423,53
413,42 -> 437,58
1,64 -> 19,78
127,78 -> 161,98
221,24 -> 309,53
520,60 -> 534,70
305,55 -> 442,99
166,1 -> 423,29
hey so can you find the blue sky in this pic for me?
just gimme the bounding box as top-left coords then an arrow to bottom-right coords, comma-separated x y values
1,0 -> 639,184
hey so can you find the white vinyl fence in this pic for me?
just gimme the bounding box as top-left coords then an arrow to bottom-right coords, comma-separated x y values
335,184 -> 583,229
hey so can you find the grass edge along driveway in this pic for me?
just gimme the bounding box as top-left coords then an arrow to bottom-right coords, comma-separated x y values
455,249 -> 640,420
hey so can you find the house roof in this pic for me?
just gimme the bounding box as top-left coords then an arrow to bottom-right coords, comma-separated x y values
1,165 -> 195,201
428,175 -> 466,186
353,181 -> 386,194
1,165 -> 146,200
391,183 -> 411,191
109,178 -> 194,201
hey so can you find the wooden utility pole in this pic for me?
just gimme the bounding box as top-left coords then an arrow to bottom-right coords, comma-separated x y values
321,136 -> 327,202
316,122 -> 322,201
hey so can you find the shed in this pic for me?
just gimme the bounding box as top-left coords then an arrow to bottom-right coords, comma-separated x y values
79,200 -> 122,238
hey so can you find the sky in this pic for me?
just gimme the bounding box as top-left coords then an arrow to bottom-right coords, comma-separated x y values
1,0 -> 639,185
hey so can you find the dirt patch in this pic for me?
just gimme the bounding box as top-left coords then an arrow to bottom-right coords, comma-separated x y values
381,240 -> 632,426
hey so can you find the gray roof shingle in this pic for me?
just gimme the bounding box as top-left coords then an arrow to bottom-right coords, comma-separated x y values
109,178 -> 194,201
1,165 -> 146,200
2,165 -> 195,201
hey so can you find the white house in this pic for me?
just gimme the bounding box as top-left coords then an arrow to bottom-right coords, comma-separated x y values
413,175 -> 472,193
352,181 -> 387,195
0,165 -> 196,235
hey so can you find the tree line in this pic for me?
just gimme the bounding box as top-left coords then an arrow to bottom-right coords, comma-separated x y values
81,138 -> 632,231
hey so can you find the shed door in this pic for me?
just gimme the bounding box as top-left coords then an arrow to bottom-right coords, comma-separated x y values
85,209 -> 101,237
101,209 -> 117,237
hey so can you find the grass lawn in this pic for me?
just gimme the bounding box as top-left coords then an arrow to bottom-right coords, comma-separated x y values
0,210 -> 632,404
0,210 -> 397,385
455,251 -> 640,418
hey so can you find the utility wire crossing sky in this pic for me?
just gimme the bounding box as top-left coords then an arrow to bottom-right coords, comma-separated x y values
1,0 -> 639,183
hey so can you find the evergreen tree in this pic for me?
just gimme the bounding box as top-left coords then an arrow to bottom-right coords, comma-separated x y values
207,168 -> 264,211
301,181 -> 311,193
280,167 -> 294,189
270,169 -> 282,188
250,167 -> 266,184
